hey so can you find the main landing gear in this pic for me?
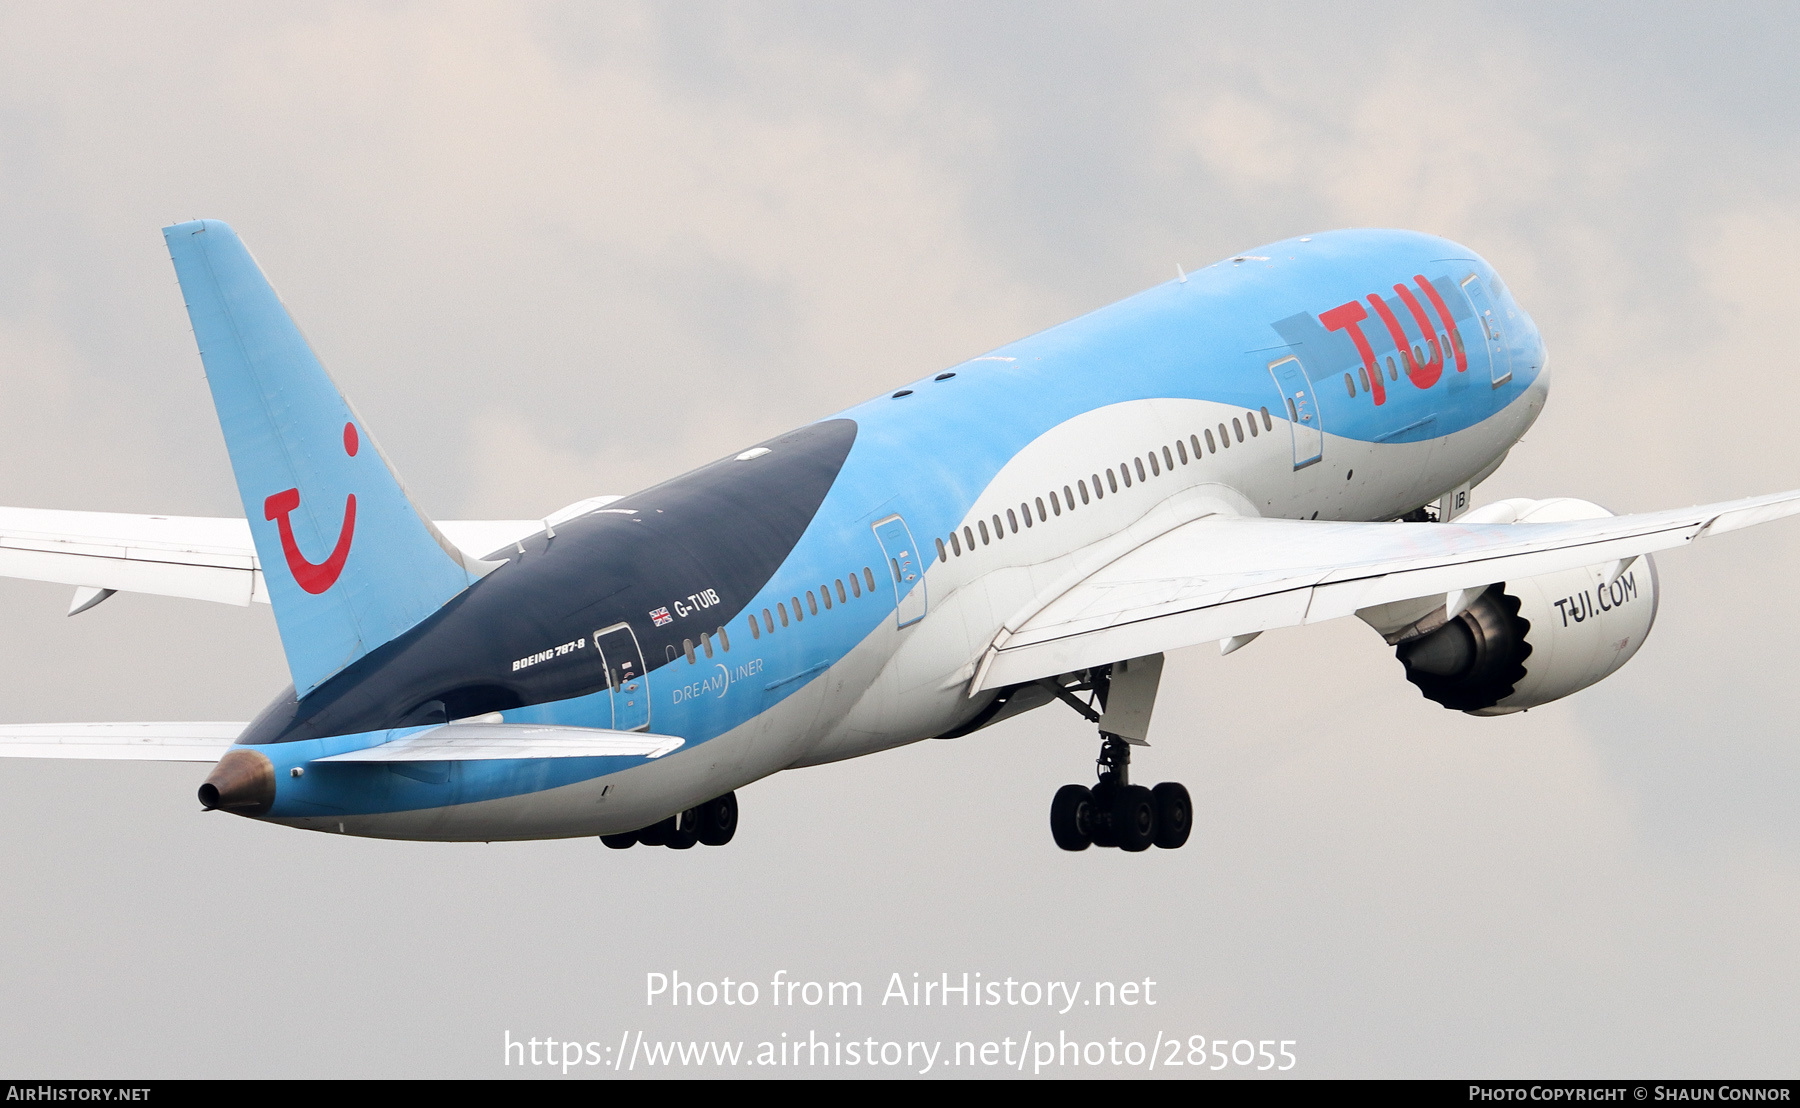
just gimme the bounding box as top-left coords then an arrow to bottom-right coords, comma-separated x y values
1050,735 -> 1191,852
600,791 -> 738,850
1040,654 -> 1191,852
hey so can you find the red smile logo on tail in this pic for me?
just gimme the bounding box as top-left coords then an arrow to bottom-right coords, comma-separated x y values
263,421 -> 359,595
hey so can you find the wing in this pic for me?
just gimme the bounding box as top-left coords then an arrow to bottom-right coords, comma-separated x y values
0,496 -> 621,612
975,489 -> 1800,691
0,722 -> 246,761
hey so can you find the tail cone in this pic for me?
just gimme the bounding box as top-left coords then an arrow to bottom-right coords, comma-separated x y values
198,749 -> 276,815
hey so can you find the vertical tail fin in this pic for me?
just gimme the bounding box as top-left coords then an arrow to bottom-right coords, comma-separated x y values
164,219 -> 496,696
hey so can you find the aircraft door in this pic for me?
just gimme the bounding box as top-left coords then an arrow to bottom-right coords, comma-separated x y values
592,623 -> 651,731
871,514 -> 927,629
1459,273 -> 1513,388
1268,355 -> 1323,469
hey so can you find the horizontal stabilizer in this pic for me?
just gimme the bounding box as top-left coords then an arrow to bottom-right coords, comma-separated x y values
0,506 -> 613,609
316,722 -> 686,762
0,722 -> 245,761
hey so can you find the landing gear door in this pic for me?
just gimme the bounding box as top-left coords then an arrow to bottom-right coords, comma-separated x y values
871,514 -> 927,629
1460,273 -> 1512,388
592,623 -> 650,732
1268,355 -> 1323,469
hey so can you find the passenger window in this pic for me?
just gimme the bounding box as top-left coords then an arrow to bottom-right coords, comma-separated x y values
1190,434 -> 1203,459
963,525 -> 975,550
1162,446 -> 1174,469
1079,479 -> 1091,504
778,603 -> 789,627
1120,464 -> 1132,488
683,638 -> 696,664
890,558 -> 901,583
992,514 -> 1005,539
979,519 -> 990,544
749,615 -> 760,640
1176,439 -> 1188,464
1063,484 -> 1075,508
949,531 -> 961,556
1134,458 -> 1146,482
1233,418 -> 1244,442
1036,497 -> 1047,521
1245,411 -> 1258,437
1218,423 -> 1231,448
849,573 -> 861,598
1021,502 -> 1034,528
1344,372 -> 1356,397
1385,355 -> 1397,381
763,608 -> 775,633
1050,490 -> 1062,516
806,591 -> 818,616
936,537 -> 947,562
702,632 -> 714,659
1107,469 -> 1119,493
1007,508 -> 1019,532
819,586 -> 831,610
864,567 -> 876,592
836,579 -> 847,603
719,626 -> 730,651
1205,428 -> 1217,452
1283,399 -> 1297,423
1413,344 -> 1423,366
1357,367 -> 1370,393
1260,407 -> 1272,430
1148,453 -> 1160,476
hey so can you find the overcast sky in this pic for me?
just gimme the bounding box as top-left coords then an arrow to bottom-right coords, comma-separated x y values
1,1 -> 1797,1078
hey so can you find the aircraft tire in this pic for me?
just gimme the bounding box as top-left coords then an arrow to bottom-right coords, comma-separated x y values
1151,782 -> 1192,849
1050,784 -> 1093,851
1114,785 -> 1156,853
599,832 -> 636,849
696,792 -> 738,846
666,811 -> 699,850
1088,780 -> 1120,848
636,816 -> 675,847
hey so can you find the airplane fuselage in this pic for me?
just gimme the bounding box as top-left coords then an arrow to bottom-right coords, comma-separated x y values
228,228 -> 1549,840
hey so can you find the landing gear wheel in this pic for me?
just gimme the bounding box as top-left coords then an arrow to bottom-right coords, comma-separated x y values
635,816 -> 674,847
1087,779 -> 1120,848
1050,784 -> 1093,851
1113,785 -> 1156,852
600,832 -> 636,849
695,792 -> 738,846
665,809 -> 699,850
1151,782 -> 1192,849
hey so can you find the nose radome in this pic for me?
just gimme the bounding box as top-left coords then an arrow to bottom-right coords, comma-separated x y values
198,749 -> 276,816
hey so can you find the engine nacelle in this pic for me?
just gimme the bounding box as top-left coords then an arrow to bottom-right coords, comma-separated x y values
1382,498 -> 1661,715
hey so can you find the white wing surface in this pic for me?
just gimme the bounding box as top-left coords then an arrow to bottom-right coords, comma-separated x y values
0,722 -> 246,761
975,489 -> 1800,691
316,722 -> 685,761
0,496 -> 621,611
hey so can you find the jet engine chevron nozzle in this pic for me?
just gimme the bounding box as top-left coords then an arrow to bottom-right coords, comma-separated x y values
197,749 -> 275,815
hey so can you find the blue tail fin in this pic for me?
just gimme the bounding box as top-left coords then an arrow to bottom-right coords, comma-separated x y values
164,219 -> 496,696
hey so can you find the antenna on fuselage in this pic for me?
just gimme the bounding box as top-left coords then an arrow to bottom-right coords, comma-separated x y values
1176,264 -> 1187,284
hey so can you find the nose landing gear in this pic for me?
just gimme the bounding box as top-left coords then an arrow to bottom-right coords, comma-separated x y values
1050,735 -> 1191,852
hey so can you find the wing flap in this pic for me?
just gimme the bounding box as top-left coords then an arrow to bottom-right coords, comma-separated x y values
315,722 -> 686,762
0,722 -> 245,761
979,489 -> 1800,690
